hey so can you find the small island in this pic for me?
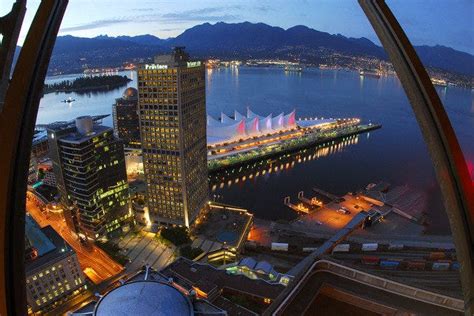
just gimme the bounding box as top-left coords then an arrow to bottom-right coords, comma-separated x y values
44,75 -> 132,94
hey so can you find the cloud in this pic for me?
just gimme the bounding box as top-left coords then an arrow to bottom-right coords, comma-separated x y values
160,6 -> 242,23
159,27 -> 182,32
59,6 -> 243,33
60,17 -> 135,32
255,5 -> 273,12
132,8 -> 154,12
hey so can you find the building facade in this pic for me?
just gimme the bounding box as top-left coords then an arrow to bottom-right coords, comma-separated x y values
47,116 -> 132,239
25,215 -> 86,313
137,47 -> 208,226
112,87 -> 141,149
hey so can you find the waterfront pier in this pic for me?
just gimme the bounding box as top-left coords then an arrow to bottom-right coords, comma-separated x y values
297,191 -> 323,207
284,196 -> 311,213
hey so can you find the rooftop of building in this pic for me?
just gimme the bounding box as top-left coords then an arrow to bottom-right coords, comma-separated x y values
59,124 -> 112,144
72,266 -> 226,316
212,296 -> 257,316
94,280 -> 195,316
138,47 -> 204,70
206,108 -> 340,146
25,214 -> 74,273
161,257 -> 285,300
192,203 -> 253,251
32,129 -> 48,145
41,114 -> 109,132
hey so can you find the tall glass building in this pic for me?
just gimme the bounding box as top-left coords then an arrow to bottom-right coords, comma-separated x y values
47,116 -> 132,239
112,87 -> 141,149
137,47 -> 208,227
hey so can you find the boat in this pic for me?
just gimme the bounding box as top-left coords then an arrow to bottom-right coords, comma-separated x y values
430,78 -> 447,87
359,69 -> 380,78
61,97 -> 76,103
284,64 -> 303,73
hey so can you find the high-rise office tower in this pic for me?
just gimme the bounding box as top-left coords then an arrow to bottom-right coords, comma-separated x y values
47,116 -> 132,239
137,47 -> 208,227
112,87 -> 141,149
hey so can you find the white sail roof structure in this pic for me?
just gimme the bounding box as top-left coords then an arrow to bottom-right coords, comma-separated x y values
247,108 -> 264,120
207,108 -> 335,146
247,108 -> 273,133
208,115 -> 246,145
234,110 -> 246,121
272,113 -> 284,131
207,114 -> 222,127
220,112 -> 235,125
245,117 -> 260,136
283,109 -> 296,128
259,114 -> 273,133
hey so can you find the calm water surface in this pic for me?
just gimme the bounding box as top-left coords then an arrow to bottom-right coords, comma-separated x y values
38,67 -> 474,234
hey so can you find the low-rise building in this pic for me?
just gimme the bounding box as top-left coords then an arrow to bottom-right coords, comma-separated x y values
25,215 -> 86,313
161,257 -> 285,314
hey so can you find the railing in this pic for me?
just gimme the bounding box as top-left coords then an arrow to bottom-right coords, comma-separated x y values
272,259 -> 464,314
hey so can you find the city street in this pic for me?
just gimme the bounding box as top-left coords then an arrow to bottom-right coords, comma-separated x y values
26,193 -> 123,284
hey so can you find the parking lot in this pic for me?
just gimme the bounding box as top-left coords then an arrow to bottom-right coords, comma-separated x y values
297,194 -> 373,231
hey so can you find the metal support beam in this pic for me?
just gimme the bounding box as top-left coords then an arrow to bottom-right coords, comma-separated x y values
359,1 -> 474,314
0,1 -> 26,108
0,0 -> 68,314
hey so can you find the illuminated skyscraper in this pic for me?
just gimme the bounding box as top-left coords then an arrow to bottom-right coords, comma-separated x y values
47,116 -> 132,239
137,47 -> 208,227
112,87 -> 141,149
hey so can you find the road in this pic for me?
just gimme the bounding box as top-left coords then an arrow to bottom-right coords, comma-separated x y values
26,193 -> 123,284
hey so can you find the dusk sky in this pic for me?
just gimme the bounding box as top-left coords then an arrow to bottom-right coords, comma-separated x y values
3,0 -> 473,54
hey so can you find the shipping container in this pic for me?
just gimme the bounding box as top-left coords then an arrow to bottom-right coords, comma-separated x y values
380,260 -> 400,269
361,256 -> 380,265
429,252 -> 446,260
332,243 -> 350,253
361,243 -> 378,252
432,262 -> 450,271
271,242 -> 289,251
406,260 -> 426,270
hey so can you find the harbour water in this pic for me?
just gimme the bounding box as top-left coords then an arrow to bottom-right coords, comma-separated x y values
38,67 -> 474,234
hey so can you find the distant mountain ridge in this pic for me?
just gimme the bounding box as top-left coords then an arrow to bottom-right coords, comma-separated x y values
46,22 -> 473,76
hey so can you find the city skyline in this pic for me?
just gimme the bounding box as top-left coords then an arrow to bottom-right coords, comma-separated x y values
1,1 -> 471,314
6,0 -> 474,54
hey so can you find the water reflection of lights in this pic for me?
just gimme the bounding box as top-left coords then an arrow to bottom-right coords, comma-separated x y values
210,134 -> 360,191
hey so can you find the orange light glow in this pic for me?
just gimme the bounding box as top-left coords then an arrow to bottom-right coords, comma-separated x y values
192,286 -> 208,298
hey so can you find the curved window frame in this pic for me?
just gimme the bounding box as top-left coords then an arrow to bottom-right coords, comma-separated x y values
0,0 -> 472,314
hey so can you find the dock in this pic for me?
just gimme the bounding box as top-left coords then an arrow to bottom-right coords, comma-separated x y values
284,196 -> 311,214
297,191 -> 323,207
312,187 -> 342,203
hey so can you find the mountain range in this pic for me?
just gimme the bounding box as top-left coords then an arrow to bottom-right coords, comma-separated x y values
43,22 -> 473,77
